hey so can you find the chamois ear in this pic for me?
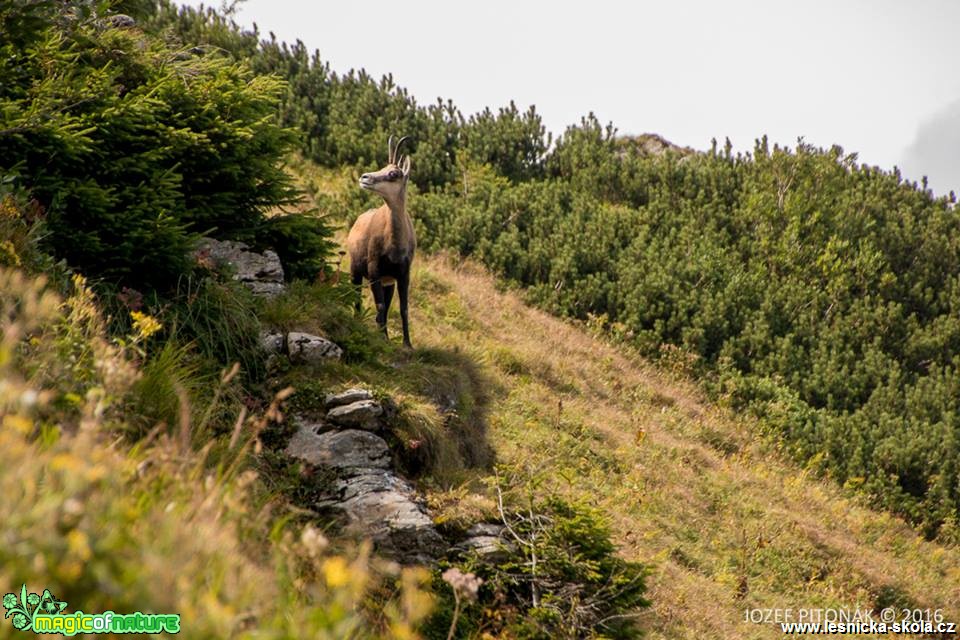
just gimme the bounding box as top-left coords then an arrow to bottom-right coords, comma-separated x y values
400,154 -> 411,177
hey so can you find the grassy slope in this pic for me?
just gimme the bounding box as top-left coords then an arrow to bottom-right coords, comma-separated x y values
404,255 -> 960,638
295,162 -> 960,638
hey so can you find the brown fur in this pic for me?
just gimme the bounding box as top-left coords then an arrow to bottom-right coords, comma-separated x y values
347,198 -> 416,284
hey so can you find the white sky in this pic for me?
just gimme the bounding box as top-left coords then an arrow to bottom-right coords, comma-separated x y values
181,0 -> 960,196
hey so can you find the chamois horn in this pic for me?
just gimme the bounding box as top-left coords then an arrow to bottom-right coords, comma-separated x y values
391,135 -> 409,164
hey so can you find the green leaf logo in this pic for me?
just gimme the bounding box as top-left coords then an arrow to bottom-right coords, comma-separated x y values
3,585 -> 67,632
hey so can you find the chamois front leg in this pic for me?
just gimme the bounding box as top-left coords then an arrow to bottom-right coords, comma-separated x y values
397,268 -> 412,349
382,283 -> 395,328
370,279 -> 388,337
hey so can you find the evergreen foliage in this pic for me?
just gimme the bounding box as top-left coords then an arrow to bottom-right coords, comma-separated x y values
0,0 -> 300,290
415,136 -> 960,536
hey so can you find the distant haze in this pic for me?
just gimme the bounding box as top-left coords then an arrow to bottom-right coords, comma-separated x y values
179,0 -> 960,196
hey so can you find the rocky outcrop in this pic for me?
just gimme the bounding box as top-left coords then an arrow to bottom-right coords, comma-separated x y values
326,469 -> 445,563
288,332 -> 343,362
285,397 -> 444,564
107,14 -> 136,28
282,387 -> 509,566
197,238 -> 285,297
615,133 -> 696,159
286,426 -> 391,471
259,330 -> 343,362
325,388 -> 374,409
326,399 -> 383,431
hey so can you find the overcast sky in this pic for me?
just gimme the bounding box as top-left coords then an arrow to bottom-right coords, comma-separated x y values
180,0 -> 960,196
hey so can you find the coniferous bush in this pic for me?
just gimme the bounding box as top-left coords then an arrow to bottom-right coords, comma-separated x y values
0,0 -> 299,291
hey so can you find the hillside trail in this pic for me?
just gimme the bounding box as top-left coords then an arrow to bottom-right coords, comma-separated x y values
385,252 -> 960,639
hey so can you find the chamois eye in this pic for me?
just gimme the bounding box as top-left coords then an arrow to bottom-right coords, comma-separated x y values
391,171 -> 401,180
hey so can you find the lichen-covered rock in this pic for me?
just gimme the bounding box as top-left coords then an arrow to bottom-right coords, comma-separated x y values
328,470 -> 445,564
324,388 -> 374,409
284,416 -> 444,564
288,331 -> 343,362
285,427 -> 390,471
197,238 -> 285,297
326,399 -> 383,431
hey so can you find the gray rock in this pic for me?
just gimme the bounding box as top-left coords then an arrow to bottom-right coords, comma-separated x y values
454,523 -> 514,562
457,536 -> 508,559
466,523 -> 505,537
246,278 -> 285,298
259,330 -> 284,354
283,410 -> 444,565
326,399 -> 383,430
108,14 -> 136,28
325,388 -> 374,409
197,238 -> 285,297
288,332 -> 343,362
285,427 -> 390,471
328,470 -> 445,564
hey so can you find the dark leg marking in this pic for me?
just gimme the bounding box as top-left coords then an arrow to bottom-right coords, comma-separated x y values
370,280 -> 387,337
398,270 -> 412,348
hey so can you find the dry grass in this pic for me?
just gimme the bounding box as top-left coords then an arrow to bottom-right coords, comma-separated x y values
388,253 -> 960,640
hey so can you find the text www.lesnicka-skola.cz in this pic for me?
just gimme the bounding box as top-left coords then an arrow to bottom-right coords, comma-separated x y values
745,608 -> 957,635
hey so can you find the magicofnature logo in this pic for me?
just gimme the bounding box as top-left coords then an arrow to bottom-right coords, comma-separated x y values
3,585 -> 180,635
3,585 -> 66,632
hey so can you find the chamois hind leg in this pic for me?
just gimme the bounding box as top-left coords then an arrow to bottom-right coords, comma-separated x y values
397,270 -> 412,349
351,271 -> 364,313
382,283 -> 395,330
370,280 -> 388,337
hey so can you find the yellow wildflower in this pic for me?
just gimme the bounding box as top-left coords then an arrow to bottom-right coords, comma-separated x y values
322,557 -> 350,588
130,311 -> 162,339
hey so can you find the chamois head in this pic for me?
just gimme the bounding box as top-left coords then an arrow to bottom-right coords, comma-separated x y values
359,135 -> 411,202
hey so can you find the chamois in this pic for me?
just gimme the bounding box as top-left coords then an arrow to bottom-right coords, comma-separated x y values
347,135 -> 416,348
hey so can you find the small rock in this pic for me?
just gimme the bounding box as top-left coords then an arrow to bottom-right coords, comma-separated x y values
457,536 -> 508,560
246,279 -> 285,298
454,523 -> 514,562
288,332 -> 343,362
108,14 -> 136,28
197,238 -> 285,297
285,427 -> 390,471
259,330 -> 284,354
326,399 -> 383,431
466,523 -> 505,537
325,388 -> 374,409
